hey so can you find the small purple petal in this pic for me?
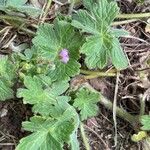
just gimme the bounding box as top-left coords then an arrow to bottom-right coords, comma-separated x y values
59,49 -> 69,64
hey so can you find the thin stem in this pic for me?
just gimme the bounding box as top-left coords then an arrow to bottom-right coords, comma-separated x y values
117,13 -> 150,19
113,71 -> 120,147
83,83 -> 139,127
140,92 -> 147,116
101,95 -> 139,127
84,124 -> 109,149
80,69 -> 116,78
20,27 -> 36,36
80,123 -> 91,150
41,0 -> 52,23
0,15 -> 28,22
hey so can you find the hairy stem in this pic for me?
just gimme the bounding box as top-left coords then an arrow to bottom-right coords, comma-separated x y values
0,15 -> 28,22
80,123 -> 91,150
100,95 -> 139,126
83,83 -> 139,127
117,13 -> 150,19
140,92 -> 148,116
80,69 -> 116,79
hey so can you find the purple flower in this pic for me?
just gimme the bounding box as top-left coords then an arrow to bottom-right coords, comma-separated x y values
59,49 -> 69,64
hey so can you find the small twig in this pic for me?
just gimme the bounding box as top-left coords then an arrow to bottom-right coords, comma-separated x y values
0,143 -> 15,146
80,123 -> 91,150
68,1 -> 75,15
41,0 -> 52,24
124,35 -> 150,45
18,27 -> 36,36
113,71 -> 120,147
84,124 -> 109,150
2,34 -> 17,49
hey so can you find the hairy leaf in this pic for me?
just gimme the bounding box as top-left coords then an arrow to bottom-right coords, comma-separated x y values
0,78 -> 14,101
73,88 -> 100,121
110,37 -> 128,69
81,35 -> 109,69
17,75 -> 70,116
0,56 -> 16,101
16,105 -> 79,150
72,0 -> 128,70
33,20 -> 84,81
16,117 -> 74,150
141,115 -> 150,131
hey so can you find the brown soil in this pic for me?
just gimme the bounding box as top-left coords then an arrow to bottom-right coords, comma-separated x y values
0,101 -> 31,150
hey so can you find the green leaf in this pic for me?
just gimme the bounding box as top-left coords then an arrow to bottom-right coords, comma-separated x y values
72,0 -> 128,70
72,10 -> 99,35
82,0 -> 93,10
16,105 -> 79,150
13,6 -> 42,17
0,55 -> 15,81
72,0 -> 119,33
16,118 -> 71,150
141,115 -> 150,131
0,78 -> 14,101
110,37 -> 128,70
0,55 -> 16,101
0,0 -> 5,5
33,20 -> 84,81
111,29 -> 129,38
17,75 -> 70,116
73,88 -> 100,121
81,35 -> 109,69
16,131 -> 62,150
70,132 -> 80,150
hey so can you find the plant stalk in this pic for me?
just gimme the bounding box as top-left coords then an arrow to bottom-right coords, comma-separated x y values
80,69 -> 116,79
80,123 -> 91,150
0,15 -> 28,22
117,13 -> 150,19
83,83 -> 139,127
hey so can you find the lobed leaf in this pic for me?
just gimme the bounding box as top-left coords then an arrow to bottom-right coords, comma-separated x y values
0,55 -> 16,101
33,20 -> 84,81
16,105 -> 79,150
72,0 -> 128,70
17,75 -> 70,116
73,88 -> 100,121
141,115 -> 150,131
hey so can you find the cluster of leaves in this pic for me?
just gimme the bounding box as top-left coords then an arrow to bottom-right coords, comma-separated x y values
15,74 -> 100,149
72,0 -> 129,70
2,0 -> 149,149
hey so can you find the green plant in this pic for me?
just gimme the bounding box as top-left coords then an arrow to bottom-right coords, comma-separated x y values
72,0 -> 129,70
0,0 -> 150,149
